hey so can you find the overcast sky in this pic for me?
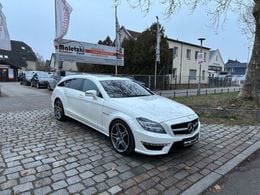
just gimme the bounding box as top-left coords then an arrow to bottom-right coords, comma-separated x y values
1,0 -> 251,63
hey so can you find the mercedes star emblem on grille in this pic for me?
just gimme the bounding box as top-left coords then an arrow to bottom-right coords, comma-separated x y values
187,123 -> 194,134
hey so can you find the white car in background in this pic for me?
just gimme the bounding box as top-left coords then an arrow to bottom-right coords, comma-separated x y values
51,75 -> 200,155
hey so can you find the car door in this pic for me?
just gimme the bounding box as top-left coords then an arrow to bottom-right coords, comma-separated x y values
78,79 -> 104,131
64,78 -> 84,118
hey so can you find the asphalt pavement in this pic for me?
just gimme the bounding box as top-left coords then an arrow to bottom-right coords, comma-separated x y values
204,149 -> 260,195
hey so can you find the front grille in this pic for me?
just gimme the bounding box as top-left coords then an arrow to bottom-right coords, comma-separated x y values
171,118 -> 198,135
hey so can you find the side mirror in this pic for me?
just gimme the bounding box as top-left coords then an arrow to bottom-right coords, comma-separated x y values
85,90 -> 97,100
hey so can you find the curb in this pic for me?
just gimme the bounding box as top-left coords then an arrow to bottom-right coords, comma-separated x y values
181,141 -> 260,195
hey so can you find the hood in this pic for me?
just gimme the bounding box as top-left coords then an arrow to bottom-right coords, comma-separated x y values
110,95 -> 196,122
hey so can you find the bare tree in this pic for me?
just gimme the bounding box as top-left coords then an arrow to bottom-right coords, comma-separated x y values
123,0 -> 260,104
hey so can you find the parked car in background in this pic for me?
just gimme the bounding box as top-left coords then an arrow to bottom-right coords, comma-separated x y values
47,71 -> 82,91
18,72 -> 24,82
51,75 -> 200,155
47,74 -> 58,91
31,72 -> 53,88
21,71 -> 38,86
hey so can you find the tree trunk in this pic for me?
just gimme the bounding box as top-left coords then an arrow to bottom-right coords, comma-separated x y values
239,1 -> 260,105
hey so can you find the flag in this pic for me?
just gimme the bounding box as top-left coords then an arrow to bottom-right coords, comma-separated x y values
55,0 -> 72,40
0,3 -> 11,51
115,6 -> 121,59
156,17 -> 161,63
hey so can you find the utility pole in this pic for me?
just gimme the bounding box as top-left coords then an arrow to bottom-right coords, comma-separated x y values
154,16 -> 160,90
198,38 -> 205,95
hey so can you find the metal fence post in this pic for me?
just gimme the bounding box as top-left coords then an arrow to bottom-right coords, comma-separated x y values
148,75 -> 151,89
175,77 -> 177,89
186,90 -> 189,97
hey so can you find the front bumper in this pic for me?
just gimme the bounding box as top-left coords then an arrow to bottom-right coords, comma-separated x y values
128,115 -> 200,155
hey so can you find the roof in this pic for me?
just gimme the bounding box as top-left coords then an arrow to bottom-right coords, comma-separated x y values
166,38 -> 210,50
0,40 -> 37,68
120,26 -> 141,40
126,29 -> 141,39
209,49 -> 224,64
61,74 -> 131,82
225,60 -> 247,68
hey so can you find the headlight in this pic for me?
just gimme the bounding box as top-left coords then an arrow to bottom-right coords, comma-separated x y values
137,118 -> 166,134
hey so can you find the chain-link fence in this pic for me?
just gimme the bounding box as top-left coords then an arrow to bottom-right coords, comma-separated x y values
118,74 -> 234,90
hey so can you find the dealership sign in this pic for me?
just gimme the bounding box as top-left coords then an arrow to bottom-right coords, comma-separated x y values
54,39 -> 124,66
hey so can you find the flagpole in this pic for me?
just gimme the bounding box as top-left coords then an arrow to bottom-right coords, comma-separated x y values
54,0 -> 60,80
115,5 -> 118,75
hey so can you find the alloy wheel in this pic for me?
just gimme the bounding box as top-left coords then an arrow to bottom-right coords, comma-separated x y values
111,122 -> 130,153
54,100 -> 64,120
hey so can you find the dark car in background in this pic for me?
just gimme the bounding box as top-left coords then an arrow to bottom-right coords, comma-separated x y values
31,72 -> 53,88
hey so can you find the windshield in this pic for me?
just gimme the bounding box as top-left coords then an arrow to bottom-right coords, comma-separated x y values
38,73 -> 52,79
100,80 -> 153,98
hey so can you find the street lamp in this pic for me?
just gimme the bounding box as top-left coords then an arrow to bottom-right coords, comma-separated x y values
154,16 -> 160,90
198,38 -> 206,95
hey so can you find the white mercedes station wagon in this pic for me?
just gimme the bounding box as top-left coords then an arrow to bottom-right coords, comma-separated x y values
51,75 -> 200,155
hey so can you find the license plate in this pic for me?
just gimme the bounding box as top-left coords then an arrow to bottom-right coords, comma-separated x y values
183,134 -> 199,146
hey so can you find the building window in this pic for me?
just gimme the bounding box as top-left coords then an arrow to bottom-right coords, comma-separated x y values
186,49 -> 191,60
189,69 -> 197,80
204,52 -> 207,62
216,55 -> 218,61
173,47 -> 178,57
195,51 -> 199,60
0,55 -> 3,58
202,70 -> 205,80
21,46 -> 26,50
4,55 -> 8,59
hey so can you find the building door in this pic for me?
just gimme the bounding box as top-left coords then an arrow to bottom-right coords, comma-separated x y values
0,69 -> 8,82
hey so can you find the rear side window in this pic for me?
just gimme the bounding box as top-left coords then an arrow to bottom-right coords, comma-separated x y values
69,78 -> 84,91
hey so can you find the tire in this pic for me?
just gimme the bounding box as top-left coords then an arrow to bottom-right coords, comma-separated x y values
48,84 -> 52,91
54,99 -> 66,121
110,120 -> 135,155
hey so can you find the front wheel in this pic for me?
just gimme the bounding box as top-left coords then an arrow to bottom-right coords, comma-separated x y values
110,120 -> 135,155
54,99 -> 66,121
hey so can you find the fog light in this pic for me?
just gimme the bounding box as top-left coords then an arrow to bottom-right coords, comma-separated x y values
142,142 -> 170,151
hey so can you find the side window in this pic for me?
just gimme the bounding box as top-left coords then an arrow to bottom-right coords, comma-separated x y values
70,78 -> 84,91
58,79 -> 71,87
82,79 -> 102,98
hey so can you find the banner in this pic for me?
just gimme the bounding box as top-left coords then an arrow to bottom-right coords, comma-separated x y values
115,6 -> 121,53
55,0 -> 72,40
0,3 -> 11,51
197,52 -> 204,64
54,39 -> 124,66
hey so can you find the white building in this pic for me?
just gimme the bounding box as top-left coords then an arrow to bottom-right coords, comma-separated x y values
208,49 -> 225,77
49,53 -> 78,72
167,38 -> 210,84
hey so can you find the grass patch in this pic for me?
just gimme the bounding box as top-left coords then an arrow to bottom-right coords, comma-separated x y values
171,92 -> 260,125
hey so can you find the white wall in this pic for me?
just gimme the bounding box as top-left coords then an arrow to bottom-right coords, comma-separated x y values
167,40 -> 209,84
